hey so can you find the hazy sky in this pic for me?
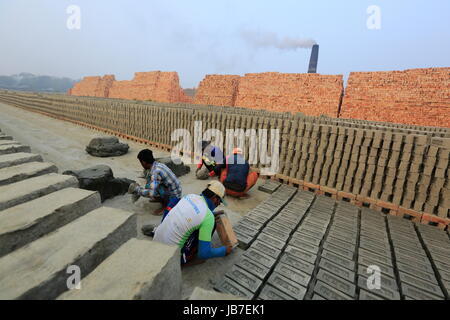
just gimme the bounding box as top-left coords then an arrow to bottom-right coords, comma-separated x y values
0,0 -> 449,87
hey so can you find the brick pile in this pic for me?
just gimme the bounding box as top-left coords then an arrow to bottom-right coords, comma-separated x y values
194,75 -> 240,106
340,68 -> 450,128
234,73 -> 344,117
108,71 -> 192,103
70,75 -> 115,98
70,71 -> 192,104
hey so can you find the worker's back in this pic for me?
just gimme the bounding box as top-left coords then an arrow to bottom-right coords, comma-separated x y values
223,154 -> 249,192
153,194 -> 214,247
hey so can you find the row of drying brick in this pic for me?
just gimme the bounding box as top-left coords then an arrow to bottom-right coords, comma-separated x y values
215,186 -> 450,300
2,90 -> 448,137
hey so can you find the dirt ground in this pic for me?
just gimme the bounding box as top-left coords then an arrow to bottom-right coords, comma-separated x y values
0,102 -> 270,299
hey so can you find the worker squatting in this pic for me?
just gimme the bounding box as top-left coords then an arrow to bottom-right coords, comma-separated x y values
128,141 -> 260,266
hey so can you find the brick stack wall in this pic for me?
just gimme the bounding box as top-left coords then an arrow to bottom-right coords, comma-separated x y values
234,72 -> 344,117
194,75 -> 241,106
340,68 -> 450,128
70,71 -> 192,104
1,90 -> 448,222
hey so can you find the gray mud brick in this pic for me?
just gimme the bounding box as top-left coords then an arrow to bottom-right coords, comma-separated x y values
321,242 -> 355,260
358,248 -> 393,267
295,227 -> 325,240
267,220 -> 294,233
225,266 -> 263,293
398,272 -> 444,298
0,144 -> 31,155
233,224 -> 259,238
317,269 -> 356,298
319,259 -> 355,283
257,285 -> 294,300
273,215 -> 299,226
401,283 -> 444,300
332,221 -> 358,232
285,246 -> 317,264
274,263 -> 312,287
303,218 -> 330,229
214,278 -> 254,299
358,271 -> 398,291
393,246 -> 427,259
238,217 -> 265,231
257,233 -> 286,250
327,231 -> 357,245
390,237 -> 423,251
236,256 -> 271,280
323,238 -> 356,252
313,281 -> 353,300
288,237 -> 320,255
359,242 -> 391,258
246,213 -> 269,225
357,277 -> 401,300
429,252 -> 450,266
395,251 -> 431,266
0,207 -> 136,300
357,262 -> 396,279
300,223 -> 328,234
359,236 -> 391,250
58,239 -> 181,300
249,240 -> 281,259
235,230 -> 254,249
359,289 -> 385,300
258,181 -> 281,194
396,263 -> 440,284
311,294 -> 326,300
329,225 -> 358,237
437,269 -> 450,282
279,253 -> 315,275
0,153 -> 43,169
0,188 -> 101,258
0,173 -> 79,211
243,248 -> 277,269
396,259 -> 434,274
261,227 -> 290,242
0,162 -> 58,186
321,250 -> 356,271
442,281 -> 450,297
267,273 -> 307,300
291,233 -> 322,246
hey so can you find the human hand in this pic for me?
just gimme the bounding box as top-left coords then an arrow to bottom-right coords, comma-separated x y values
225,246 -> 233,256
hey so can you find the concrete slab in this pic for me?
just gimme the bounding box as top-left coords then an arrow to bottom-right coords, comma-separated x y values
0,162 -> 58,186
0,173 -> 78,210
189,287 -> 247,300
0,152 -> 43,169
58,239 -> 180,300
0,144 -> 31,155
0,206 -> 136,299
0,188 -> 101,257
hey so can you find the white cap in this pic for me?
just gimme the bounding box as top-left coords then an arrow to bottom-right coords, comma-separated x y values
206,181 -> 227,205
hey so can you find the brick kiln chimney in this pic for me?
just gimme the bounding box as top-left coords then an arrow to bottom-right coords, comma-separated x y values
308,44 -> 319,73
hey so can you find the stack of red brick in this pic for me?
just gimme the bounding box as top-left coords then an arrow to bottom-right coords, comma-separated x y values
194,72 -> 344,117
340,68 -> 450,128
195,75 -> 240,106
70,71 -> 192,104
70,75 -> 115,98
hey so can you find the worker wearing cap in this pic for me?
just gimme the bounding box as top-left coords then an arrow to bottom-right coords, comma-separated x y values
220,147 -> 259,198
153,181 -> 233,265
196,140 -> 225,180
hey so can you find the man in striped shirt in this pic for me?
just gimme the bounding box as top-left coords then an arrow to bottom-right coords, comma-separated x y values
128,149 -> 182,217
